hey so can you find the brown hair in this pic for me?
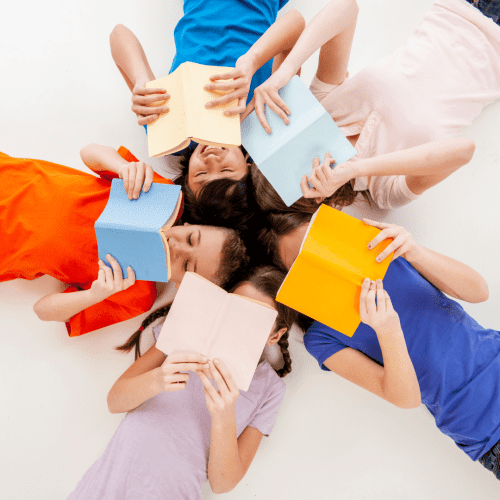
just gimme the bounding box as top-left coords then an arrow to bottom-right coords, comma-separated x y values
250,163 -> 370,213
116,266 -> 302,378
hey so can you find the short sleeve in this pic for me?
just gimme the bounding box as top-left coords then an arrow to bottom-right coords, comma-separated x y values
152,323 -> 165,342
304,322 -> 348,371
248,379 -> 286,437
64,280 -> 157,337
354,174 -> 421,210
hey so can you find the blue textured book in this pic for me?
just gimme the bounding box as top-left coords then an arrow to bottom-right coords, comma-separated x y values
241,76 -> 357,206
94,180 -> 182,283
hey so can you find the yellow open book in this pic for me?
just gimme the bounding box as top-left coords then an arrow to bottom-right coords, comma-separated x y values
276,205 -> 393,336
145,61 -> 241,157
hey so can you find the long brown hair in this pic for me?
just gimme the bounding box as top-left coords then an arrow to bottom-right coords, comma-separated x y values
250,163 -> 370,213
116,266 -> 302,378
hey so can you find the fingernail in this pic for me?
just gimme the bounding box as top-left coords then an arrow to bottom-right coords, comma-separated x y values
266,128 -> 271,134
205,102 -> 212,108
376,257 -> 381,262
214,359 -> 219,363
204,85 -> 210,90
367,244 -> 372,249
106,254 -> 110,258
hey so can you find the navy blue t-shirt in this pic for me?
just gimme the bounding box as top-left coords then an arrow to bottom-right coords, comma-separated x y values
304,258 -> 500,461
170,0 -> 289,103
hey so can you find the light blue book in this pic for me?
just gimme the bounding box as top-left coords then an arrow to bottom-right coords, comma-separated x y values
95,180 -> 183,283
241,76 -> 357,206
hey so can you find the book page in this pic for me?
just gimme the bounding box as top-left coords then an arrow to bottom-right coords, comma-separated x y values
146,70 -> 188,157
155,272 -> 228,355
185,62 -> 241,148
208,295 -> 277,391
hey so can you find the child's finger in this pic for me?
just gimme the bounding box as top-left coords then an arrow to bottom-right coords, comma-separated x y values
123,266 -> 135,288
121,167 -> 129,194
204,79 -> 240,93
143,165 -> 154,192
359,278 -> 370,318
265,95 -> 289,125
213,359 -> 238,394
384,289 -> 394,311
100,261 -> 114,287
209,361 -> 230,397
132,164 -> 144,199
254,95 -> 272,133
196,371 -> 218,402
209,69 -> 239,81
170,362 -> 209,373
135,86 -> 167,96
224,98 -> 247,117
127,163 -> 137,199
269,90 -> 290,116
367,227 -> 397,252
366,281 -> 377,317
168,352 -> 208,364
375,234 -> 403,262
138,114 -> 159,126
300,175 -> 317,198
363,218 -> 391,230
240,98 -> 255,122
206,89 -> 245,109
376,280 -> 386,314
106,254 -> 123,285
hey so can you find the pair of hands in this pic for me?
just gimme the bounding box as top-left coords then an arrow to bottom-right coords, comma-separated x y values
358,220 -> 419,336
157,354 -> 239,420
131,54 -> 257,126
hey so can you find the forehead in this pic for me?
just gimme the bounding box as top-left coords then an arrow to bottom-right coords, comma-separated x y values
195,226 -> 227,281
233,282 -> 277,310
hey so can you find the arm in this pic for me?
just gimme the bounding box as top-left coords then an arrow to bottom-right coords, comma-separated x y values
33,256 -> 135,322
80,143 -> 155,199
205,9 -> 306,116
107,345 -> 209,413
197,360 -> 264,494
365,219 -> 489,303
109,24 -> 170,125
325,279 -> 421,409
300,138 -> 476,202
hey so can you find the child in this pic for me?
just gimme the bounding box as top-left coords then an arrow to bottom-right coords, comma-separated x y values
66,266 -> 298,498
300,220 -> 500,478
249,0 -> 500,210
109,2 -> 305,193
0,144 -> 248,337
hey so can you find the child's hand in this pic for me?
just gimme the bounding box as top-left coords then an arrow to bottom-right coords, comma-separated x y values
360,279 -> 401,336
89,255 -> 136,301
196,359 -> 239,421
364,220 -> 419,263
205,54 -> 256,116
131,82 -> 170,126
119,161 -> 154,200
156,352 -> 209,392
252,67 -> 294,133
300,153 -> 355,203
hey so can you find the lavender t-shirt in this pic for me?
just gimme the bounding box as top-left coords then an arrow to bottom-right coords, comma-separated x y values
68,325 -> 286,500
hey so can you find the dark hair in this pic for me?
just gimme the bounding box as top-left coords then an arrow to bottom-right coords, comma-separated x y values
258,211 -> 313,270
250,163 -> 371,213
241,266 -> 299,377
216,227 -> 251,289
116,266 -> 302,377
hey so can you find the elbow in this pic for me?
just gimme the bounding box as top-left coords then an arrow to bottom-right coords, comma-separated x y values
209,482 -> 235,495
395,397 -> 421,410
288,9 -> 306,30
33,300 -> 52,322
469,279 -> 489,303
110,23 -> 128,42
462,137 -> 476,164
107,394 -> 121,414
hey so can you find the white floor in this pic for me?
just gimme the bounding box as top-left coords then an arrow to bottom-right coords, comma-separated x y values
1,0 -> 500,498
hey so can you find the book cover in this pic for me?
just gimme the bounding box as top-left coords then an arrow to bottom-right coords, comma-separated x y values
94,179 -> 182,282
276,205 -> 393,336
156,272 -> 278,391
241,76 -> 357,206
146,61 -> 241,157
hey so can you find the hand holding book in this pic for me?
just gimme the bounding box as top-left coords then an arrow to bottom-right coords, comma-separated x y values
131,81 -> 170,126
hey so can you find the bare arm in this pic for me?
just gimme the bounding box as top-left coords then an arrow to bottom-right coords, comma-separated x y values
365,220 -> 489,303
197,360 -> 265,493
325,279 -> 421,409
108,344 -> 208,413
354,137 -> 476,195
33,256 -> 135,322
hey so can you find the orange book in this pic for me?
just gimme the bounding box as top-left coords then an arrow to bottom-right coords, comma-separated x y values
276,205 -> 393,336
146,61 -> 241,157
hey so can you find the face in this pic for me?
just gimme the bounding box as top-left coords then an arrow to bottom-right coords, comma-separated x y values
278,223 -> 309,270
232,282 -> 286,346
162,223 -> 227,286
187,144 -> 249,195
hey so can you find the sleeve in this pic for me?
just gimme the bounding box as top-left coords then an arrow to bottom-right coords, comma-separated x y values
354,174 -> 421,210
303,322 -> 348,371
87,146 -> 174,185
248,379 -> 286,437
63,280 -> 157,337
309,75 -> 340,102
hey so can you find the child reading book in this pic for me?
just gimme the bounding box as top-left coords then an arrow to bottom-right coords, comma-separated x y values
109,2 -> 305,194
67,266 -> 298,499
245,0 -> 500,210
0,145 -> 249,337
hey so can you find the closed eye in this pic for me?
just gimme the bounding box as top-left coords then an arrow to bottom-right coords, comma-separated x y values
188,233 -> 193,246
184,260 -> 188,271
195,171 -> 207,177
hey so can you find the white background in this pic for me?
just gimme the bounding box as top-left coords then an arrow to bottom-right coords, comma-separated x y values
1,0 -> 500,498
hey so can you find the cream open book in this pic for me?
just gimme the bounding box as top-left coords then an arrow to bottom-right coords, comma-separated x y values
146,61 -> 241,157
156,272 -> 278,391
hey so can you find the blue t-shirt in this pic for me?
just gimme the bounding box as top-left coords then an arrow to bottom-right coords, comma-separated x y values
304,258 -> 500,461
170,0 -> 289,103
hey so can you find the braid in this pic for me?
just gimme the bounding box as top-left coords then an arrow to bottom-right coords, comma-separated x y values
275,331 -> 292,378
115,303 -> 172,360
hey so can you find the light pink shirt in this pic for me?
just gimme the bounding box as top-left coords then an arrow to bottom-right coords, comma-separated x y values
310,0 -> 500,209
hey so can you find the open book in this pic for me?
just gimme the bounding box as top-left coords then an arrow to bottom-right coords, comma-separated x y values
146,61 -> 241,157
156,272 -> 278,391
94,180 -> 182,283
276,205 -> 393,336
241,76 -> 357,206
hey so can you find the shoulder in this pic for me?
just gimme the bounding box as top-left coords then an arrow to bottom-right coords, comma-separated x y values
252,361 -> 286,401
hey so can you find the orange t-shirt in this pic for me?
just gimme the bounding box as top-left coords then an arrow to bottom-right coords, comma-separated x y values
0,147 -> 174,336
